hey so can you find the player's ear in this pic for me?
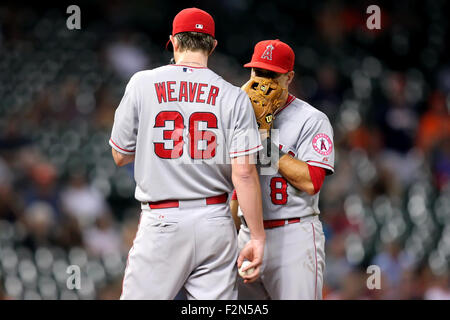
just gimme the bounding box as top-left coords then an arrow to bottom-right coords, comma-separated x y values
286,71 -> 295,85
170,35 -> 179,51
209,39 -> 218,56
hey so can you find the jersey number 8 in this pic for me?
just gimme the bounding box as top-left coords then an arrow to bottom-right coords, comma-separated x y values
153,111 -> 218,159
270,177 -> 288,205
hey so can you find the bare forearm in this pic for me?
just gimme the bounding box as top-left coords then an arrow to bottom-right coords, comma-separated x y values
111,148 -> 135,167
277,155 -> 315,195
232,168 -> 265,240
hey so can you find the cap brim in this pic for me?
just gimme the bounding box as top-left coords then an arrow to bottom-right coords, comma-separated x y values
244,61 -> 288,74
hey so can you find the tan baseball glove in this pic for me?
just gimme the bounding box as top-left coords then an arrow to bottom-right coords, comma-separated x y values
241,76 -> 288,137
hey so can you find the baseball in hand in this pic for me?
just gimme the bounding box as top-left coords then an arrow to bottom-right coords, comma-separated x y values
239,260 -> 255,278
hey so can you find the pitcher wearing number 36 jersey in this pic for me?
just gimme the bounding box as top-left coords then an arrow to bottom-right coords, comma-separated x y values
109,8 -> 264,300
110,64 -> 262,300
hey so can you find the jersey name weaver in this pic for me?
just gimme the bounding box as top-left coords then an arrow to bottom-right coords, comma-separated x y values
154,80 -> 220,106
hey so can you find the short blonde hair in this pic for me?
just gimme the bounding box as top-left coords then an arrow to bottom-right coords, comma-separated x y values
174,32 -> 215,54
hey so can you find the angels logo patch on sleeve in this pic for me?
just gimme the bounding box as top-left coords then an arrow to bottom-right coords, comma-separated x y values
312,133 -> 333,156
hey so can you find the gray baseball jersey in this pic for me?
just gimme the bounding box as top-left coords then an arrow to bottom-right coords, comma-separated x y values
236,94 -> 333,300
257,94 -> 335,220
109,64 -> 262,202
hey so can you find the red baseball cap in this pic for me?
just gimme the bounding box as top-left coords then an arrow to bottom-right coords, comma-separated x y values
166,8 -> 215,50
172,8 -> 215,37
244,39 -> 295,74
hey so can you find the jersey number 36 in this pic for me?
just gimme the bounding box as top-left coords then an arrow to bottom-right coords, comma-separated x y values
153,111 -> 217,159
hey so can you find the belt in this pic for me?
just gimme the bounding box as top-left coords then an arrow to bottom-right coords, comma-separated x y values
263,218 -> 301,229
241,214 -> 315,230
142,193 -> 228,209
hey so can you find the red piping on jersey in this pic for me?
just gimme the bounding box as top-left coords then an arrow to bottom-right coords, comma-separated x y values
229,144 -> 262,154
306,160 -> 334,170
169,64 -> 208,69
274,94 -> 295,116
231,190 -> 238,201
110,138 -> 136,153
311,222 -> 318,300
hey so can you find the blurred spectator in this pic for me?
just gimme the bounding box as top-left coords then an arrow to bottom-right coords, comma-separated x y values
94,87 -> 117,129
372,241 -> 414,290
323,233 -> 353,290
22,201 -> 57,250
311,64 -> 342,120
61,173 -> 109,228
316,3 -> 345,45
84,213 -> 122,256
106,33 -> 150,79
377,73 -> 422,188
416,91 -> 450,153
55,215 -> 84,250
379,72 -> 418,152
23,162 -> 61,219
325,269 -> 368,300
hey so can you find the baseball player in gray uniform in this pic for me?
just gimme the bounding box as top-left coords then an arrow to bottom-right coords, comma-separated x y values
231,39 -> 335,299
109,8 -> 266,300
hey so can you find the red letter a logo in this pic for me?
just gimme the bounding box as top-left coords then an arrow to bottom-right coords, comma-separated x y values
261,44 -> 274,61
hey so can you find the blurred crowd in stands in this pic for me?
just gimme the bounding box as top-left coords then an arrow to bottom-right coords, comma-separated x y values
0,0 -> 449,299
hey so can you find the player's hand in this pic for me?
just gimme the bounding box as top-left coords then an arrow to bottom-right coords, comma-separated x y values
237,239 -> 265,284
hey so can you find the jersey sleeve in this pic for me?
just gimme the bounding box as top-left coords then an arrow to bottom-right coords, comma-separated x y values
228,90 -> 263,158
296,115 -> 335,174
109,74 -> 140,155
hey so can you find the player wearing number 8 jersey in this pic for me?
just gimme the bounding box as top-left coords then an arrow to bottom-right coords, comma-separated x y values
231,39 -> 335,299
109,8 -> 266,299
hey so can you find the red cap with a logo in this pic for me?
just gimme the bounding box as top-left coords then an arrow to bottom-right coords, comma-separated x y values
167,8 -> 215,50
172,8 -> 215,37
244,39 -> 295,74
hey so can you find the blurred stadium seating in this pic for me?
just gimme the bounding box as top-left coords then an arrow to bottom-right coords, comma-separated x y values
0,0 -> 449,299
